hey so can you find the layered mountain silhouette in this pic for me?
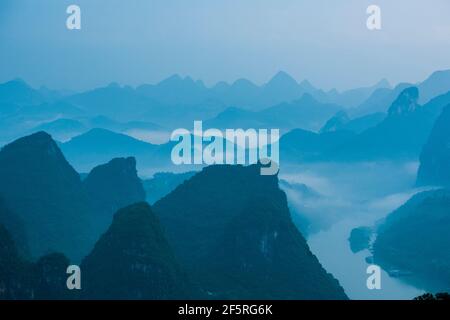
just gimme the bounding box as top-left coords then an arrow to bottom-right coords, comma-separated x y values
418,70 -> 450,104
417,104 -> 450,187
0,79 -> 45,106
352,70 -> 450,116
327,87 -> 450,160
320,111 -> 385,134
351,82 -> 413,116
61,128 -> 161,172
206,93 -> 342,132
81,202 -> 192,299
0,131 -> 93,261
0,132 -> 150,262
83,157 -> 146,233
143,171 -> 197,204
2,68 -> 450,300
65,83 -> 165,122
30,118 -> 87,142
153,164 -> 347,299
280,128 -> 356,162
329,79 -> 391,107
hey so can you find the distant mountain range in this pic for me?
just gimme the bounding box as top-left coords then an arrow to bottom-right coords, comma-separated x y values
60,128 -> 161,173
281,86 -> 450,162
2,69 -> 450,147
205,93 -> 343,132
2,68 -> 450,300
57,84 -> 450,171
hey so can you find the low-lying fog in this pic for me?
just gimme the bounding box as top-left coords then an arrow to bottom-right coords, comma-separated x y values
280,161 -> 432,300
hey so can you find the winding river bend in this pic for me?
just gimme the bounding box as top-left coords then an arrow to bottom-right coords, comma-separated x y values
281,161 -> 428,300
308,218 -> 423,300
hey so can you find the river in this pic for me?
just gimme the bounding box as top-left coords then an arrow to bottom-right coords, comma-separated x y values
281,161 -> 429,300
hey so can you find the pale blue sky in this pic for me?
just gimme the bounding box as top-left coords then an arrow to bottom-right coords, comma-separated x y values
1,0 -> 449,91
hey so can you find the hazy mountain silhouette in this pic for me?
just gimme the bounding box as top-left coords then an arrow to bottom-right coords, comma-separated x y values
280,128 -> 356,162
279,87 -> 450,162
220,78 -> 261,108
417,104 -> 450,187
320,111 -> 350,133
326,79 -> 391,108
320,111 -> 385,134
418,70 -> 450,104
0,131 -> 94,262
352,82 -> 412,116
81,202 -> 192,299
138,71 -> 338,112
329,87 -> 450,160
258,71 -> 308,108
259,94 -> 342,131
352,70 -> 450,116
206,94 -> 342,132
0,79 -> 44,105
61,128 -> 161,172
66,83 -> 166,122
30,118 -> 87,141
143,171 -> 197,204
0,100 -> 85,146
204,107 -> 267,130
83,157 -> 146,234
153,164 -> 347,299
137,74 -> 211,106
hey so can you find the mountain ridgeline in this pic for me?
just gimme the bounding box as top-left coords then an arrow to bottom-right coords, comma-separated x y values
153,164 -> 348,299
0,132 -> 147,262
281,86 -> 450,162
0,132 -> 347,299
2,69 -> 450,300
83,157 -> 146,232
80,202 -> 192,299
0,131 -> 93,262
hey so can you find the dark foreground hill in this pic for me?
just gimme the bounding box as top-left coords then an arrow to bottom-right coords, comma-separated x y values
0,131 -> 93,261
153,164 -> 348,299
373,189 -> 450,291
80,202 -> 192,299
0,132 -> 148,262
